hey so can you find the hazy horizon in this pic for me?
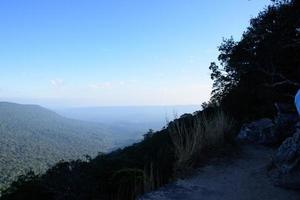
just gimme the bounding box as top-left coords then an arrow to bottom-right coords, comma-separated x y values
0,99 -> 201,110
0,0 -> 270,107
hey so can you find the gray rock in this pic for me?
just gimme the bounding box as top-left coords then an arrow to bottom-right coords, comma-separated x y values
269,128 -> 300,189
238,118 -> 276,145
273,103 -> 299,142
238,103 -> 298,145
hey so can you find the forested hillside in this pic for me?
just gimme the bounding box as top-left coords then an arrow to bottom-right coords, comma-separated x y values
0,102 -> 111,190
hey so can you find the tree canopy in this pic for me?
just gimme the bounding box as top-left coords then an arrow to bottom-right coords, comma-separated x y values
209,0 -> 300,120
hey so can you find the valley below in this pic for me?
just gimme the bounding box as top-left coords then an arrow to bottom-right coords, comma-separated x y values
0,102 -> 199,191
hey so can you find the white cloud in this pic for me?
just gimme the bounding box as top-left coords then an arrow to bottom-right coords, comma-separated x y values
119,81 -> 126,86
50,79 -> 65,89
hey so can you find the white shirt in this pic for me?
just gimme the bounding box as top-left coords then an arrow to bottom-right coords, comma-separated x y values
295,89 -> 300,115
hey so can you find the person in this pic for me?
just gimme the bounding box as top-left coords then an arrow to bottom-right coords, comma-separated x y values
295,89 -> 300,115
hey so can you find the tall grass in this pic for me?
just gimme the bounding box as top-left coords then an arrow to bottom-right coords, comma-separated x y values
169,110 -> 235,173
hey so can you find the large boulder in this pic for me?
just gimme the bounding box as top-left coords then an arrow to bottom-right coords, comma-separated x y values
273,103 -> 298,142
238,103 -> 298,145
237,118 -> 276,145
269,124 -> 300,189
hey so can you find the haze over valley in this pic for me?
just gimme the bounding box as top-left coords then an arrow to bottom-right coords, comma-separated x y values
55,105 -> 201,139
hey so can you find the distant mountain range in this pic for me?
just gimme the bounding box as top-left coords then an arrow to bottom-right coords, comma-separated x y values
0,102 -> 114,189
55,105 -> 200,135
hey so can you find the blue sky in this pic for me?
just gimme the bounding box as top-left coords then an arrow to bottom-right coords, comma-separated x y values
0,0 -> 270,107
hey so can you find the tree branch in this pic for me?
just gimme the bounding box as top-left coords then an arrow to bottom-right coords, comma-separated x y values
257,68 -> 300,87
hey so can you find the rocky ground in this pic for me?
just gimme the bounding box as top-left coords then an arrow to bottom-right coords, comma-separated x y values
139,144 -> 300,200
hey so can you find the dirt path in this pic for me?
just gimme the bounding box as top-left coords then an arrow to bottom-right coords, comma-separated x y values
139,145 -> 300,200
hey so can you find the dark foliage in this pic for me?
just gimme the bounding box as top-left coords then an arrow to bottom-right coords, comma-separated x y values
209,0 -> 300,121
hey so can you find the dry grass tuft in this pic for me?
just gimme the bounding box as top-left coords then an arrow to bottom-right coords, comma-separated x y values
169,110 -> 235,173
